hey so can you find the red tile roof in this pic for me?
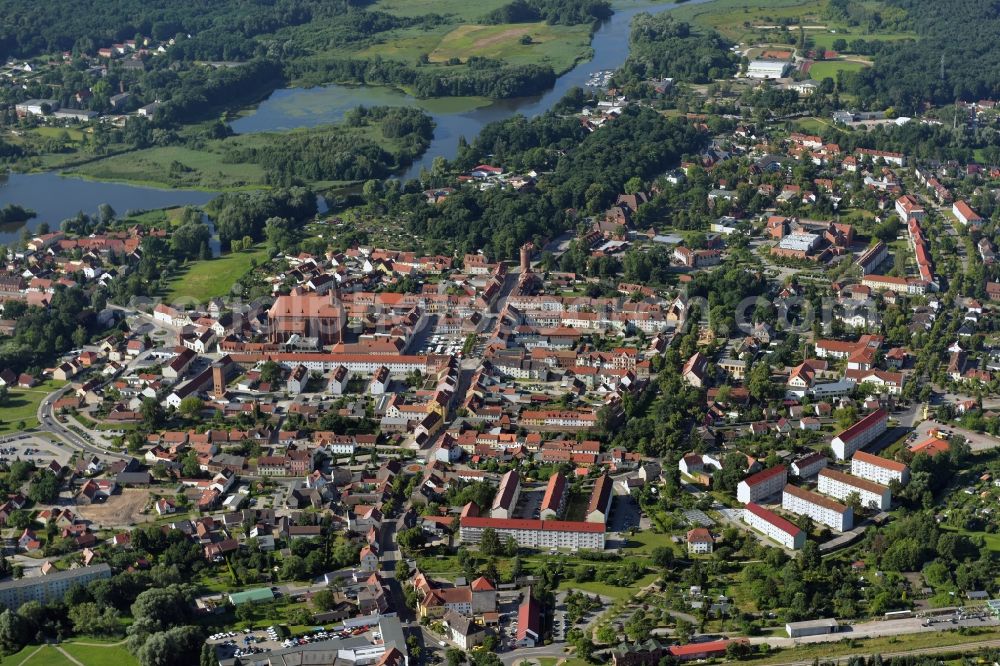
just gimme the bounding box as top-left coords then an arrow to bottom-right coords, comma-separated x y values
745,502 -> 801,536
460,517 -> 605,533
834,409 -> 887,444
742,464 -> 787,487
852,450 -> 907,472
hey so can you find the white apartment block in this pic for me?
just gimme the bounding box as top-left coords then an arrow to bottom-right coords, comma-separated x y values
851,451 -> 910,486
782,484 -> 853,532
736,465 -> 787,504
831,409 -> 887,460
460,518 -> 605,550
818,468 -> 891,511
743,503 -> 805,550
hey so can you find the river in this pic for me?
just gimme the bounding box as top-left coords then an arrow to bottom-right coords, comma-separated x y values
0,0 -> 702,243
233,0 -> 704,181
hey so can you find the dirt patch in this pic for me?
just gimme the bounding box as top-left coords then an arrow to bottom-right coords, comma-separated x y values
472,27 -> 529,49
77,488 -> 156,529
430,24 -> 535,62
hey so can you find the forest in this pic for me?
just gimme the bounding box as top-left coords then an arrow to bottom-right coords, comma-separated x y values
403,105 -> 705,259
223,106 -> 434,185
619,12 -> 737,84
838,0 -> 1000,111
0,0 -> 374,61
288,56 -> 557,99
208,187 -> 318,247
483,0 -> 612,26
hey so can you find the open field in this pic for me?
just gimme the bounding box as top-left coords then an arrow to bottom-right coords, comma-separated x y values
808,59 -> 870,79
671,0 -> 828,42
372,0 -> 508,20
70,122 -> 399,190
671,0 -> 914,55
165,245 -> 270,304
75,488 -> 156,529
71,145 -> 267,191
808,29 -> 916,51
428,22 -> 592,72
0,380 -> 66,435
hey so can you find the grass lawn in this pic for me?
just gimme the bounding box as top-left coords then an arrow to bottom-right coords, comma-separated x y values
0,646 -> 75,666
557,573 -> 659,601
428,22 -> 593,74
622,529 -> 682,557
0,380 -> 66,435
164,245 -> 270,304
807,59 -> 870,79
795,116 -> 842,134
941,525 -> 1000,553
33,127 -> 86,142
415,554 -> 462,574
59,643 -> 137,666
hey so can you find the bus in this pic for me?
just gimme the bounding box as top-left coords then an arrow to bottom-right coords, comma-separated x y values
884,610 -> 914,620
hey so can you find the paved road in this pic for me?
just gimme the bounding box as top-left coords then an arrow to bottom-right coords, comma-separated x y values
761,636 -> 1000,666
751,614 -> 998,649
501,644 -> 571,665
37,387 -> 128,461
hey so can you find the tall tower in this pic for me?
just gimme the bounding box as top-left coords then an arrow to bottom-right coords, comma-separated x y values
520,242 -> 534,273
212,362 -> 226,399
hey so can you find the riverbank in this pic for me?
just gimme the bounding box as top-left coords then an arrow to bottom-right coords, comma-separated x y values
0,0 -> 702,238
68,108 -> 432,191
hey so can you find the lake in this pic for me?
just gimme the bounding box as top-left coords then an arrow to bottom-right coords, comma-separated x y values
0,172 -> 215,246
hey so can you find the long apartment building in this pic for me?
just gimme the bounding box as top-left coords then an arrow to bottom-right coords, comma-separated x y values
831,408 -> 888,460
460,517 -> 605,550
781,484 -> 853,532
818,468 -> 891,511
851,450 -> 910,486
743,503 -> 805,550
736,465 -> 787,504
0,564 -> 111,609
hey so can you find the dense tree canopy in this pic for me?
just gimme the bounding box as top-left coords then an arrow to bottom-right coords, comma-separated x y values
620,13 -> 737,84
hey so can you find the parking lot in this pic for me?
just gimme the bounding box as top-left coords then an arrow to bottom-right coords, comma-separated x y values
515,487 -> 545,520
418,332 -> 467,357
0,434 -> 72,467
208,623 -> 382,661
